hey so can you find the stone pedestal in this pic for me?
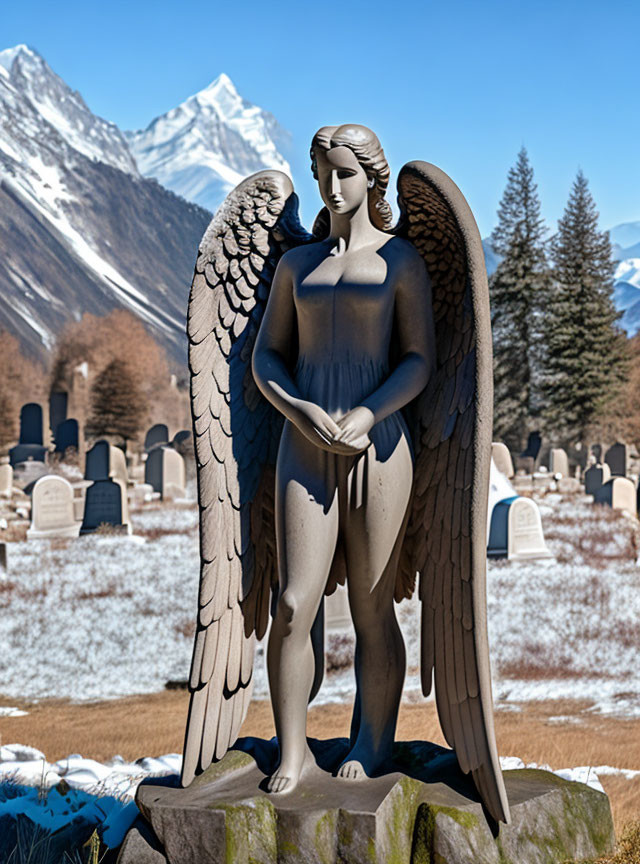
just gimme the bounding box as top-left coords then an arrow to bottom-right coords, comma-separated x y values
118,738 -> 614,864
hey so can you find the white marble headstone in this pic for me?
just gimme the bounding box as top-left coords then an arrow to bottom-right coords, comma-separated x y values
0,464 -> 12,498
492,442 -> 514,478
594,477 -> 636,518
27,475 -> 80,539
549,448 -> 569,478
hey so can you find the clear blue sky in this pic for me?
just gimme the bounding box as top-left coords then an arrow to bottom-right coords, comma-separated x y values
3,0 -> 638,236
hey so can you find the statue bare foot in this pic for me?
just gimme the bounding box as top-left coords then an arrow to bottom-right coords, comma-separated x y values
337,746 -> 384,781
267,746 -> 311,794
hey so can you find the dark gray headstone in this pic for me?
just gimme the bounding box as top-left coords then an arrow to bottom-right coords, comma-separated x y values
171,430 -> 192,452
9,443 -> 47,467
487,497 -> 515,557
49,391 -> 68,437
54,418 -> 79,453
145,424 -> 169,452
591,443 -> 603,462
585,464 -> 609,496
145,446 -> 164,493
85,440 -> 110,481
604,442 -> 627,477
520,431 -> 541,461
80,479 -> 123,534
19,403 -> 43,445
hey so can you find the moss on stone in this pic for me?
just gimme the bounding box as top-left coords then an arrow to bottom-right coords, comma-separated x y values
313,810 -> 337,864
194,750 -> 255,791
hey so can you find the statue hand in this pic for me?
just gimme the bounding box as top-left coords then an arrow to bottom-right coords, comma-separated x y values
293,402 -> 371,454
335,406 -> 375,451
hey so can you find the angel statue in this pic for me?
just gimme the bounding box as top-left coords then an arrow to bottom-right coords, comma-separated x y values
181,123 -> 510,825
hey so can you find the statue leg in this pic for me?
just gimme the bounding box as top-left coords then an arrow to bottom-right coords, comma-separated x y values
338,434 -> 413,780
267,424 -> 339,794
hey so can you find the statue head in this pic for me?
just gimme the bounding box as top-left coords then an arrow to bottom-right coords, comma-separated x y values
310,124 -> 393,233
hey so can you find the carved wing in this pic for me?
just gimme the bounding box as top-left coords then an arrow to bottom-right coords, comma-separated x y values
396,162 -> 510,824
182,171 -> 310,785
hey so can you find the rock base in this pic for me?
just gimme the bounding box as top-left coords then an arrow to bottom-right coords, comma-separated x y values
118,737 -> 615,864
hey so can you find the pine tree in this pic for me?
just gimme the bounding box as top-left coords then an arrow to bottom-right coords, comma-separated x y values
489,148 -> 549,453
541,171 -> 628,446
86,359 -> 148,446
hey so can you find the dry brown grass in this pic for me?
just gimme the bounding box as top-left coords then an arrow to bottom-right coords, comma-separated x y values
1,694 -> 639,839
0,522 -> 28,543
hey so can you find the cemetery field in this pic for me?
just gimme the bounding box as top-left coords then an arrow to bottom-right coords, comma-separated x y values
0,691 -> 638,836
1,484 -> 639,840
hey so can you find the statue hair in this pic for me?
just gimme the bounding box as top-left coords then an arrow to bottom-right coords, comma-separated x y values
310,124 -> 393,238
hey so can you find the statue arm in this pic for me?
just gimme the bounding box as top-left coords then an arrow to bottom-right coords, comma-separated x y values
253,256 -> 348,449
361,251 -> 435,424
252,255 -> 306,423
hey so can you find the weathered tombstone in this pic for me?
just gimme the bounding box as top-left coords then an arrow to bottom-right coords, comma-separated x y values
591,443 -> 603,463
520,431 -> 542,461
145,424 -> 169,452
549,448 -> 569,477
9,403 -> 48,466
27,475 -> 80,539
0,463 -> 12,498
585,463 -> 611,496
595,478 -> 636,518
49,391 -> 68,438
80,479 -> 126,534
605,442 -> 628,477
488,496 -> 552,560
491,442 -> 514,478
20,403 -> 43,445
109,446 -> 128,486
9,443 -> 47,467
54,419 -> 79,453
145,446 -> 186,500
85,440 -> 110,481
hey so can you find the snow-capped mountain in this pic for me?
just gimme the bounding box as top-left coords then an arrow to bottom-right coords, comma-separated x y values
0,45 -> 210,364
0,45 -> 136,176
126,73 -> 291,214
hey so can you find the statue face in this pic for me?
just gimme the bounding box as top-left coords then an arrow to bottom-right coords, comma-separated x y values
315,146 -> 369,217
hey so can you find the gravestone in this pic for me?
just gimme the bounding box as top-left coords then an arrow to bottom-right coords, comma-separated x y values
27,475 -> 80,539
49,391 -> 68,438
9,403 -> 47,467
595,478 -> 636,518
145,446 -> 186,499
591,443 -> 603,463
171,429 -> 192,451
20,403 -> 43,445
488,496 -> 552,560
54,419 -> 79,453
80,479 -> 126,534
604,442 -> 627,477
585,463 -> 611,496
85,440 -> 129,485
491,442 -> 514,478
520,431 -> 541,461
549,448 -> 569,477
9,443 -> 48,467
85,440 -> 110,481
109,446 -> 128,486
145,424 -> 169,452
0,464 -> 12,497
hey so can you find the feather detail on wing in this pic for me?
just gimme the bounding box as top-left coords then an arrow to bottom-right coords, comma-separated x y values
182,171 -> 310,786
395,162 -> 510,824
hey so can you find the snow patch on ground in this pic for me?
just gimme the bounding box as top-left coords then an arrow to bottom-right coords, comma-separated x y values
1,492 -> 638,718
